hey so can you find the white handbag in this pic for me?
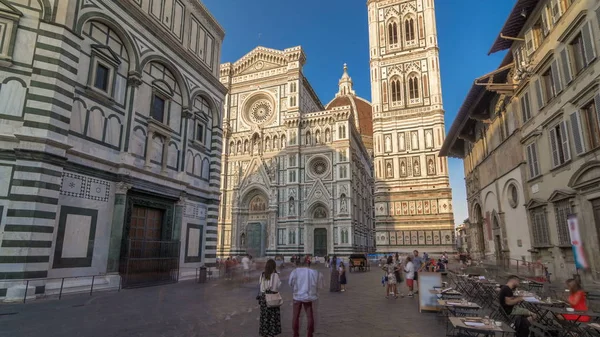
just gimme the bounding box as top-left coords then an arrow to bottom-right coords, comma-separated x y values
263,274 -> 283,308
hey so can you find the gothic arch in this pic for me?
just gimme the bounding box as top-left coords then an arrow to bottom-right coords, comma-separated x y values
239,185 -> 270,208
75,12 -> 139,69
307,201 -> 329,219
139,55 -> 190,107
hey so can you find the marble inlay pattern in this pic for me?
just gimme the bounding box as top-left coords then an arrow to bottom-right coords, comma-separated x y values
61,172 -> 110,202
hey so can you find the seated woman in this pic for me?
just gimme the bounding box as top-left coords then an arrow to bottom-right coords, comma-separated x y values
563,279 -> 590,322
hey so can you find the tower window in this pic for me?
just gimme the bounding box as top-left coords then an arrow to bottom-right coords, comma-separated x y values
408,76 -> 420,100
405,18 -> 415,42
388,22 -> 398,45
391,79 -> 401,102
382,82 -> 388,104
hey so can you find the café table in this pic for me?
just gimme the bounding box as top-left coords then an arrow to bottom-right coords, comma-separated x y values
546,307 -> 600,337
446,316 -> 515,337
438,299 -> 481,317
430,288 -> 463,300
519,297 -> 566,326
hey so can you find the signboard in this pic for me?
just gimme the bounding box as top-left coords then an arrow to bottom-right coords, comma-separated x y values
567,215 -> 589,270
418,272 -> 442,312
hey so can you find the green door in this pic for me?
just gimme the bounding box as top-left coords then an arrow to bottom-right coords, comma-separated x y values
247,223 -> 263,257
314,228 -> 327,257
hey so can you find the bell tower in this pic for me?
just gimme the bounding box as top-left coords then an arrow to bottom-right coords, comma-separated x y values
367,0 -> 455,253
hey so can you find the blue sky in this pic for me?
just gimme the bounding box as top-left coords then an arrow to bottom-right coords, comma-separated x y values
202,0 -> 515,226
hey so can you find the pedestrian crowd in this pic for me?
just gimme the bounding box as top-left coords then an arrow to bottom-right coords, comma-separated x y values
379,250 -> 449,298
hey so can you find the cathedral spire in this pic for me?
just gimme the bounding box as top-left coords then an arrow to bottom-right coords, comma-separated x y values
336,63 -> 356,97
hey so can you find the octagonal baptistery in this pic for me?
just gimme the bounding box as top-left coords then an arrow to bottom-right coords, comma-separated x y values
325,64 -> 373,154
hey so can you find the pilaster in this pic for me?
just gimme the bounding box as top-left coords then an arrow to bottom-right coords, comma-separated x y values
107,182 -> 131,273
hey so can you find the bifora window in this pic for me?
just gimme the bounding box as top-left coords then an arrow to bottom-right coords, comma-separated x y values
388,22 -> 398,45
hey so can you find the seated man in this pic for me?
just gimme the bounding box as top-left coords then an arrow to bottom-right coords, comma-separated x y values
436,259 -> 446,272
499,275 -> 532,337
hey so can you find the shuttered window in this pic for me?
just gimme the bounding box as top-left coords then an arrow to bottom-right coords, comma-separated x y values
526,142 -> 541,179
521,91 -> 532,123
549,121 -> 571,168
554,199 -> 572,246
551,60 -> 563,94
581,21 -> 597,66
534,79 -> 544,109
530,207 -> 551,247
581,95 -> 600,150
560,48 -> 573,84
570,111 -> 587,155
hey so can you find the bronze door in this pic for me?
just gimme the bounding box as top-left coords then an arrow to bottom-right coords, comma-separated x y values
122,206 -> 179,288
314,229 -> 327,257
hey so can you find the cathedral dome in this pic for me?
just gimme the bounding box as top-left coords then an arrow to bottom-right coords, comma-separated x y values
325,64 -> 373,141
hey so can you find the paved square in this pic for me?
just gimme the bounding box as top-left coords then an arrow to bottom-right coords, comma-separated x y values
0,265 -> 445,337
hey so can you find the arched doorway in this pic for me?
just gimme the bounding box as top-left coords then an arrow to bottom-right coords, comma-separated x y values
310,204 -> 329,257
493,215 -> 504,261
244,193 -> 268,257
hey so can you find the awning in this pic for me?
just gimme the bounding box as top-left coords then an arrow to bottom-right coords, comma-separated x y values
488,0 -> 541,55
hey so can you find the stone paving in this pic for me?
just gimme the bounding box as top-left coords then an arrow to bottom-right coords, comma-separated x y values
0,264 -> 445,337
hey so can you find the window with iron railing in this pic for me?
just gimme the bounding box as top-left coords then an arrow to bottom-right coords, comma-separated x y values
553,199 -> 571,246
529,207 -> 551,247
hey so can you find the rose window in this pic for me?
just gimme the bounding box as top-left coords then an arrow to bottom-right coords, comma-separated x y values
249,100 -> 273,124
310,158 -> 328,176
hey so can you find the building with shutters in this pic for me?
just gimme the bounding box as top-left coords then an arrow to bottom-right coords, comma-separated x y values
367,0 -> 455,254
443,0 -> 600,281
440,53 -> 534,263
217,49 -> 375,259
0,0 -> 226,298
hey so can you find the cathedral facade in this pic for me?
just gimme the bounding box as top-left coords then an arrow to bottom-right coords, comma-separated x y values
367,0 -> 455,253
218,47 -> 375,258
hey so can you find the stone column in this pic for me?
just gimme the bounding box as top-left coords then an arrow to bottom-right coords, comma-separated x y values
144,130 -> 155,169
173,195 -> 185,241
107,182 -> 132,273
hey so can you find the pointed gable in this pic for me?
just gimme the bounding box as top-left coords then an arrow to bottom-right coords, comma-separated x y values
306,179 -> 331,204
231,46 -> 289,76
548,190 -> 576,203
526,198 -> 547,209
239,157 -> 271,192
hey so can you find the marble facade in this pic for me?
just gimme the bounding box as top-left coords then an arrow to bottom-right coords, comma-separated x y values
0,0 -> 225,298
367,0 -> 455,254
218,48 -> 375,259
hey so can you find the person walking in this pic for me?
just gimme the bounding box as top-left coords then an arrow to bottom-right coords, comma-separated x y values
404,256 -> 415,297
289,262 -> 324,337
339,261 -> 347,292
412,250 -> 423,293
329,255 -> 341,292
257,259 -> 282,337
242,254 -> 251,283
381,256 -> 399,299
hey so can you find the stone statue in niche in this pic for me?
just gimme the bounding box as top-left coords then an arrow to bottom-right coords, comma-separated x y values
325,129 -> 331,142
306,132 -> 311,145
265,139 -> 270,151
413,160 -> 420,175
289,199 -> 295,215
340,197 -> 347,213
244,141 -> 248,153
240,233 -> 246,246
425,131 -> 433,148
400,161 -> 406,176
412,132 -> 419,150
386,162 -> 393,178
315,131 -> 321,144
385,135 -> 392,152
428,159 -> 435,174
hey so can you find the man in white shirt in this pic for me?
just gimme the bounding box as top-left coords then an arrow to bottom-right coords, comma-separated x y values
241,254 -> 250,283
288,266 -> 324,337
